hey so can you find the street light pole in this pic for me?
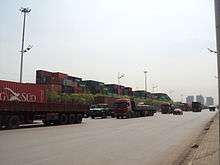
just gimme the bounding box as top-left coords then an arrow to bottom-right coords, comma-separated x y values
214,0 -> 220,158
19,7 -> 31,83
144,71 -> 147,92
214,1 -> 220,105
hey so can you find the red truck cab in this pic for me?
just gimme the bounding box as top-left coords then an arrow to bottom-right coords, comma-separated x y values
112,98 -> 156,119
112,98 -> 133,115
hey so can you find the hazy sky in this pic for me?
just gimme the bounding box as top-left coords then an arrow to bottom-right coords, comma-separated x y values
0,0 -> 217,102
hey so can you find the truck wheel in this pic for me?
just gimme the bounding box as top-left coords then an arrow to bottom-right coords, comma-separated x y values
135,112 -> 140,118
116,114 -> 120,119
8,115 -> 20,129
0,115 -> 2,127
111,113 -> 115,118
91,115 -> 95,119
149,112 -> 154,116
126,112 -> 132,119
69,114 -> 76,124
59,114 -> 68,125
42,120 -> 51,126
76,114 -> 83,123
102,113 -> 107,119
130,111 -> 135,118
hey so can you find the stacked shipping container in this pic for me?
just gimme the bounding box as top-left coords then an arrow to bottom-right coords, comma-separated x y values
36,70 -> 135,96
124,87 -> 133,96
82,80 -> 105,94
36,70 -> 82,94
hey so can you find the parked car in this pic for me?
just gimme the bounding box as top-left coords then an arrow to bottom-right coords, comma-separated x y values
89,104 -> 111,119
173,108 -> 183,115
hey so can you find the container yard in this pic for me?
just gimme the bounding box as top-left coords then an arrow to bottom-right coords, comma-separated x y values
0,69 -> 174,129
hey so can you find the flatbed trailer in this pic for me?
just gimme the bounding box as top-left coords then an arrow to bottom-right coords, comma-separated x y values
0,79 -> 89,129
0,101 -> 88,129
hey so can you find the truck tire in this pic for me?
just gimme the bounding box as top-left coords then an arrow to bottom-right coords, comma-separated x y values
8,115 -> 20,129
102,113 -> 107,119
59,114 -> 68,125
135,112 -> 140,118
76,114 -> 82,123
131,111 -> 135,118
111,113 -> 115,118
91,115 -> 95,119
149,112 -> 154,116
126,112 -> 132,119
0,115 -> 2,127
69,114 -> 76,124
42,120 -> 51,126
140,111 -> 145,117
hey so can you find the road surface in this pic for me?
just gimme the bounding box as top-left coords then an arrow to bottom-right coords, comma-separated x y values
0,110 -> 217,165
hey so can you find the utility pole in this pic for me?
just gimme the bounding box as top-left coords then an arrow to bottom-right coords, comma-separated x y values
19,7 -> 31,83
214,0 -> 220,158
144,71 -> 148,92
215,1 -> 220,105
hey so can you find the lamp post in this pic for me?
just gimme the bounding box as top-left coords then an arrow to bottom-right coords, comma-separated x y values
214,0 -> 220,157
144,71 -> 148,92
19,7 -> 31,83
214,0 -> 220,106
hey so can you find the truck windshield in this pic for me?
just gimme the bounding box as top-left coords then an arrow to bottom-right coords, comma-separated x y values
113,102 -> 129,108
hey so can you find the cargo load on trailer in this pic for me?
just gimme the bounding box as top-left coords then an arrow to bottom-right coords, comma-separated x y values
0,80 -> 89,129
192,102 -> 202,112
0,80 -> 46,103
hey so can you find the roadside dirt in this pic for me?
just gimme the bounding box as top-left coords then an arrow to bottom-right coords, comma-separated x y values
173,112 -> 218,165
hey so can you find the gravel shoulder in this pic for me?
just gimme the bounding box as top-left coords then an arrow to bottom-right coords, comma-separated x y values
179,112 -> 219,165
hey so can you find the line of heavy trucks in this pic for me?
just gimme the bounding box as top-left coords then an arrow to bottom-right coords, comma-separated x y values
0,79 -> 215,129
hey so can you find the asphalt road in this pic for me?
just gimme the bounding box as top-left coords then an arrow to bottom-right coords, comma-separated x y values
0,110 -> 217,165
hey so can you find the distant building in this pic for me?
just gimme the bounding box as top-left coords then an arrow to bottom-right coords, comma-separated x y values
206,97 -> 214,106
196,95 -> 205,105
186,96 -> 194,104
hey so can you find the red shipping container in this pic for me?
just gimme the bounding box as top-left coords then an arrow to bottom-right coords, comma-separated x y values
44,84 -> 62,93
36,70 -> 53,77
0,80 -> 46,103
53,72 -> 68,80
